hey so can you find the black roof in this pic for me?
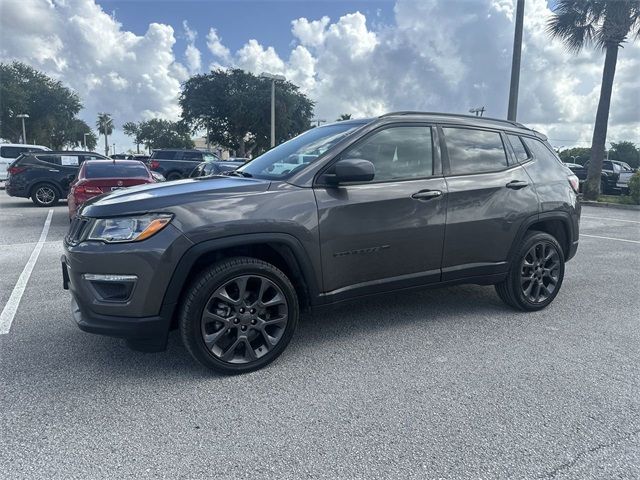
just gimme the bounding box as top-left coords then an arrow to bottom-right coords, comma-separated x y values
33,151 -> 105,155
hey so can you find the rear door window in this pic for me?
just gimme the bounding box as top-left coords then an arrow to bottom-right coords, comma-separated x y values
182,151 -> 203,161
443,128 -> 508,175
152,150 -> 177,160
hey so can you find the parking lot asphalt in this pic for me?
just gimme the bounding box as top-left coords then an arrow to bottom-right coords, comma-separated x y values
0,193 -> 639,479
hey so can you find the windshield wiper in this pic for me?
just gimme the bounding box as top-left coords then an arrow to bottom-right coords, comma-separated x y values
225,170 -> 253,178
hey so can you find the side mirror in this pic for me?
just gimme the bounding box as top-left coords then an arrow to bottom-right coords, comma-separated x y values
325,158 -> 375,185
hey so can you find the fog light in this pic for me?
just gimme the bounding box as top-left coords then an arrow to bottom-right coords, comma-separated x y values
82,274 -> 137,302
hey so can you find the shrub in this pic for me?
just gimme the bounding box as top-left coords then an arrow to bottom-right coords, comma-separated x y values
629,171 -> 640,205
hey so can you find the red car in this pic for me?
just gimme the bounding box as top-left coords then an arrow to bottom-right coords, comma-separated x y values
68,160 -> 156,218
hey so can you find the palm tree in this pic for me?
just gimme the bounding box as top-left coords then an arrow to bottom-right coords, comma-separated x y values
96,113 -> 113,156
122,121 -> 142,153
547,1 -> 640,200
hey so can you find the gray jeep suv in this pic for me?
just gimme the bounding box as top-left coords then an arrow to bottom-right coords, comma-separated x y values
62,112 -> 581,374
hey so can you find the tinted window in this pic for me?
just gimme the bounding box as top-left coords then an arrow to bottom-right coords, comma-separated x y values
444,128 -> 507,175
522,138 -> 564,169
85,162 -> 149,178
182,151 -> 203,161
151,150 -> 176,160
1,146 -> 29,158
82,155 -> 106,162
507,134 -> 530,162
341,126 -> 433,182
602,161 -> 613,171
36,155 -> 61,165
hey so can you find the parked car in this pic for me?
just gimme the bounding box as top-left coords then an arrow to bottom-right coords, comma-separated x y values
148,149 -> 219,181
67,160 -> 156,218
0,143 -> 50,182
566,160 -> 621,194
111,154 -> 130,160
189,159 -> 242,178
612,160 -> 636,193
6,151 -> 107,206
63,112 -> 580,374
130,154 -> 150,162
563,162 -> 582,169
150,171 -> 165,182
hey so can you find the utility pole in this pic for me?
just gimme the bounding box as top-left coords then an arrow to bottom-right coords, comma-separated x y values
83,133 -> 90,150
260,72 -> 286,148
507,0 -> 525,121
17,114 -> 29,144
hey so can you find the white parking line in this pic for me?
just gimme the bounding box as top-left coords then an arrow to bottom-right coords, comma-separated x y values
580,233 -> 640,245
582,215 -> 640,224
0,209 -> 54,335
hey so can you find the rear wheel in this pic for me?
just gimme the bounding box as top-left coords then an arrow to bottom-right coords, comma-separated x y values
166,172 -> 182,181
495,231 -> 565,311
180,257 -> 299,374
31,183 -> 59,207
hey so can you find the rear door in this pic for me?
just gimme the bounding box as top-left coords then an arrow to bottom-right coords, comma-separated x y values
314,123 -> 447,300
440,126 -> 539,281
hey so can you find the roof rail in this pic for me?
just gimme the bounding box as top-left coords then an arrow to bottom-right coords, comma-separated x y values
378,111 -> 527,129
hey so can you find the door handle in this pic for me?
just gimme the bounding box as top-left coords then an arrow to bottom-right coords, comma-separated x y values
412,190 -> 442,200
49,169 -> 60,172
506,180 -> 528,190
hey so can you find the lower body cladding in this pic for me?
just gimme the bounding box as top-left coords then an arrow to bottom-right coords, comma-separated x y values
62,223 -> 193,351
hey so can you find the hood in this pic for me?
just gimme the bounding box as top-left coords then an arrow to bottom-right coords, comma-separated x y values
80,176 -> 271,217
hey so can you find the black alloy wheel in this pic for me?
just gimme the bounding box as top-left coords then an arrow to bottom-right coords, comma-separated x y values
180,257 -> 299,374
495,231 -> 565,311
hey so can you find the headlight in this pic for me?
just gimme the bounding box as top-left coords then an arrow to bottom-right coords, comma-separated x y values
87,214 -> 172,243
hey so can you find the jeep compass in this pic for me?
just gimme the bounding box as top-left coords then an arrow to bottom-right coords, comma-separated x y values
62,112 -> 581,374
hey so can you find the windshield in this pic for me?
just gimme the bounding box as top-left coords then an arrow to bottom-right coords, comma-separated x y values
237,122 -> 364,179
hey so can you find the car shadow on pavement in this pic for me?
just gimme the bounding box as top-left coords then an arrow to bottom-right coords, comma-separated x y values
4,284 -> 510,382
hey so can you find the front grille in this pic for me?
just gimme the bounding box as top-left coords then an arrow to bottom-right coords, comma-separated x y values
66,217 -> 91,245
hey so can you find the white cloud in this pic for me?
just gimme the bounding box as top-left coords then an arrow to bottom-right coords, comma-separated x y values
206,28 -> 231,62
1,0 -> 638,151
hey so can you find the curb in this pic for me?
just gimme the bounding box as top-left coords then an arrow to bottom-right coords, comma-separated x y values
580,200 -> 640,211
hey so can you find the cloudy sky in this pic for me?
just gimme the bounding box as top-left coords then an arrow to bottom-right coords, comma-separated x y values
0,0 -> 638,153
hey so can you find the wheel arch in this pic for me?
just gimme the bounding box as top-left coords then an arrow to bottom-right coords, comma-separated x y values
162,233 -> 319,327
30,180 -> 62,198
509,212 -> 574,263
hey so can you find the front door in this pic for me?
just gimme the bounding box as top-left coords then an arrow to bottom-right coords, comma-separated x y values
314,124 -> 447,301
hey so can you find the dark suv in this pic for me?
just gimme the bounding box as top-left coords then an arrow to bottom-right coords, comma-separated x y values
62,113 -> 581,374
148,149 -> 219,180
6,151 -> 107,206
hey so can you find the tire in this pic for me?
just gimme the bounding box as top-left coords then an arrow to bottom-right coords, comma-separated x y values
495,231 -> 565,311
31,183 -> 59,207
180,257 -> 299,374
166,172 -> 182,181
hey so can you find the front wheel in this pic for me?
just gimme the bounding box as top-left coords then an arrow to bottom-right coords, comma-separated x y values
180,257 -> 299,374
495,231 -> 565,311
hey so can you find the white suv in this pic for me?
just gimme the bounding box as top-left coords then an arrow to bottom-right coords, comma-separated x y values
0,143 -> 50,182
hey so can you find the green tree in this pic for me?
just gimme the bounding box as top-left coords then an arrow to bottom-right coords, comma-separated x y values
180,69 -> 314,156
137,118 -> 194,152
123,121 -> 143,153
336,113 -> 352,121
548,0 -> 640,200
0,61 -> 82,146
96,113 -> 113,156
608,141 -> 639,168
559,147 -> 591,165
48,118 -> 97,150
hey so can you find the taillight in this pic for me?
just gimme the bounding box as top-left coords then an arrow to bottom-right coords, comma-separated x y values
75,185 -> 103,195
568,174 -> 580,194
8,166 -> 26,175
150,160 -> 160,170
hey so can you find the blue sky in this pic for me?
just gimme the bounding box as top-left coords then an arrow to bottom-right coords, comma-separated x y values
98,0 -> 396,68
1,0 -> 638,152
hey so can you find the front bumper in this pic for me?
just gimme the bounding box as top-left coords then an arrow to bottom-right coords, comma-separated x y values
62,222 -> 193,350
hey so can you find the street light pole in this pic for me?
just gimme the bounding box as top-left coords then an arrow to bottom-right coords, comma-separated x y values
17,114 -> 29,144
260,73 -> 286,148
507,0 -> 525,121
83,133 -> 90,150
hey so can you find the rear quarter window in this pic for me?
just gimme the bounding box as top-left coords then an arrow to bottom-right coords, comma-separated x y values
35,155 -> 62,165
507,134 -> 531,163
521,138 -> 564,169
